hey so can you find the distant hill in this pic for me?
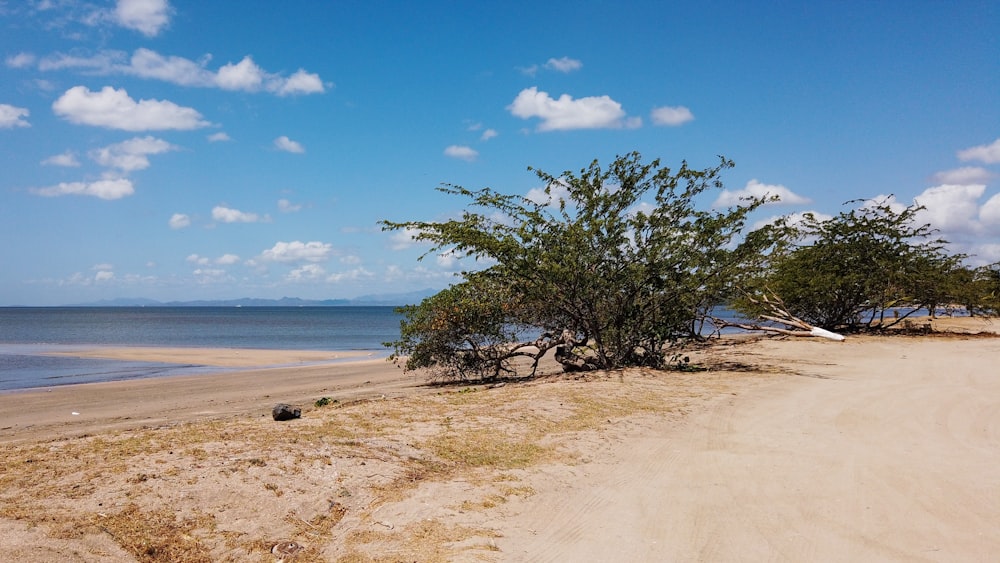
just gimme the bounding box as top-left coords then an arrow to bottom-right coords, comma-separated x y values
68,289 -> 438,307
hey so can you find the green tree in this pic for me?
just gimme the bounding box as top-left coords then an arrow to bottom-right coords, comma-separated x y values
382,152 -> 770,380
736,198 -> 961,331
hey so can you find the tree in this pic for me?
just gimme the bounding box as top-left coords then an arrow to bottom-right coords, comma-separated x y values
735,197 -> 961,331
382,152 -> 771,380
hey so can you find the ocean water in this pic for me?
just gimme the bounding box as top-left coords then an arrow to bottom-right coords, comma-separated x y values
0,307 -> 403,391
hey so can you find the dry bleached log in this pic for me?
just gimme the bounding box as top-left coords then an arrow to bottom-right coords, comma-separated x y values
714,292 -> 846,341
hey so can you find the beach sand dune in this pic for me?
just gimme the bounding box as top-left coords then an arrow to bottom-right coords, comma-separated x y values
1,317 -> 998,561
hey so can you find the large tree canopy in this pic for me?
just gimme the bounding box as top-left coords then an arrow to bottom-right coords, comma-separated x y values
381,152 -> 771,380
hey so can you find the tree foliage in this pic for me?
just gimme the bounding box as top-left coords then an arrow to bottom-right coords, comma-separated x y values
382,152 -> 770,380
734,198 -> 964,331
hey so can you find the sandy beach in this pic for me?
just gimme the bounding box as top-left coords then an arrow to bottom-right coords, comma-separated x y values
1,317 -> 998,561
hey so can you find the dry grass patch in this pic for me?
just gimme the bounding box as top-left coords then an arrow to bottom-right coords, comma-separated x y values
0,346 -> 775,561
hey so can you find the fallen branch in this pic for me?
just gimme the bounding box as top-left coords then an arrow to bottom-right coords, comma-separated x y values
716,291 -> 845,341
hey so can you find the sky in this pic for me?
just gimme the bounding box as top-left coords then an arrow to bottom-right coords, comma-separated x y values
1,0 -> 999,306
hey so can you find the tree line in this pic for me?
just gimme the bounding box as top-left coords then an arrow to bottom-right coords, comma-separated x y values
381,153 -> 1000,380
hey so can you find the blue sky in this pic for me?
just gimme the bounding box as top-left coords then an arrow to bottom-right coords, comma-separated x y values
1,0 -> 999,306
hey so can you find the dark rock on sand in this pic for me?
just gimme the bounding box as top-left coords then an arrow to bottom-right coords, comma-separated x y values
272,404 -> 301,421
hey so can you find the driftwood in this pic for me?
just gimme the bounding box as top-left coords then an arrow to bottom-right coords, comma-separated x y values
714,292 -> 845,341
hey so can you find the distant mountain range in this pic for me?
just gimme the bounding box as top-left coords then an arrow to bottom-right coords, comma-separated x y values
68,289 -> 439,308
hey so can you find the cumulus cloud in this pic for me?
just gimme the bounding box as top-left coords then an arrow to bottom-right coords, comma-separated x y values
114,0 -> 172,37
168,213 -> 190,229
544,56 -> 583,73
212,205 -> 265,223
207,131 -> 231,142
0,104 -> 30,128
276,69 -> 326,96
508,87 -> 635,131
42,151 -> 81,167
712,179 -> 810,208
444,145 -> 478,161
651,105 -> 694,126
932,166 -> 995,185
259,241 -> 333,263
31,178 -> 135,200
958,138 -> 1000,164
914,184 -> 987,234
274,135 -> 305,153
480,128 -> 498,141
90,136 -> 177,171
38,49 -> 327,96
53,86 -> 209,131
215,253 -> 241,265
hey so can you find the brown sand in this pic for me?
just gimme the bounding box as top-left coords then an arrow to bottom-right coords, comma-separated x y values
1,317 -> 998,561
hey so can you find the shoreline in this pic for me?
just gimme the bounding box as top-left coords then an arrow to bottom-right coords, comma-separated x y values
0,349 -> 419,444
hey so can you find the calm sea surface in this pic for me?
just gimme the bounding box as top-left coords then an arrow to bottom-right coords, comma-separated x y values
0,307 -> 402,391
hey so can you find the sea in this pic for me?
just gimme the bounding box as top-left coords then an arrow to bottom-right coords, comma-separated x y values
0,307 -> 403,392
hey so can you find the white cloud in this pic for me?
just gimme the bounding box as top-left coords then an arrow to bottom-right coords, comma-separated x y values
713,179 -> 810,208
42,151 -> 81,167
216,56 -> 265,91
90,136 -> 177,171
914,184 -> 986,234
212,205 -> 263,223
31,178 -> 135,200
52,86 -> 209,131
526,179 -> 572,206
979,193 -> 1000,226
651,105 -> 695,126
276,69 -> 326,96
114,0 -> 172,37
94,270 -> 115,282
5,52 -> 36,68
187,254 -> 210,265
127,48 -> 211,86
169,213 -> 190,229
958,138 -> 1000,164
277,198 -> 302,213
326,267 -> 374,283
0,104 -> 30,128
207,131 -> 231,142
389,227 -> 427,250
480,128 -> 498,141
37,48 -> 327,96
508,87 -> 630,131
932,166 -> 995,185
215,253 -> 241,265
287,264 -> 326,281
274,135 -> 305,153
259,241 -> 333,263
544,56 -> 582,73
444,145 -> 478,161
